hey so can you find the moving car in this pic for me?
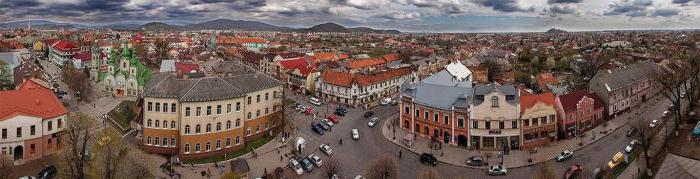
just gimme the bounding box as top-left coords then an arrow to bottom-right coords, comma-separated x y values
649,119 -> 659,128
289,159 -> 304,175
311,123 -> 324,135
308,154 -> 323,167
368,117 -> 379,127
38,165 -> 57,179
488,165 -> 507,175
310,97 -> 322,106
466,155 -> 484,166
608,152 -> 625,169
320,144 -> 333,156
625,140 -> 639,153
300,158 -> 314,172
563,164 -> 582,179
363,111 -> 375,118
380,97 -> 392,105
334,107 -> 348,116
420,153 -> 438,166
556,150 -> 574,162
352,129 -> 360,140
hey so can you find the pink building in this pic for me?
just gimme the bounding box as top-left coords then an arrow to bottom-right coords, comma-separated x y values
555,91 -> 604,138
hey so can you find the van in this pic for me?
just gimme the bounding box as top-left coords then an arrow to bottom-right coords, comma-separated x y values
310,97 -> 322,106
607,152 -> 624,169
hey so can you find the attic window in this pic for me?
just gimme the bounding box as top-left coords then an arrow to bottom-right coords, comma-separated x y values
491,96 -> 498,107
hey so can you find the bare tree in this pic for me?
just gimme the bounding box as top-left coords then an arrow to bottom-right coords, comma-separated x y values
58,112 -> 96,179
0,156 -> 13,179
155,38 -> 171,62
634,117 -> 653,172
89,129 -> 129,179
676,55 -> 700,109
532,161 -> 556,179
418,168 -> 440,179
323,158 -> 342,179
366,155 -> 398,179
654,61 -> 685,131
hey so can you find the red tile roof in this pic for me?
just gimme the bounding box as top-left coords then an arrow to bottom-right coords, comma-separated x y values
175,62 -> 200,74
346,57 -> 385,69
520,93 -> 556,114
557,91 -> 604,113
280,57 -> 317,76
73,52 -> 92,62
321,66 -> 415,88
536,73 -> 558,88
382,54 -> 399,63
0,80 -> 67,120
51,40 -> 77,52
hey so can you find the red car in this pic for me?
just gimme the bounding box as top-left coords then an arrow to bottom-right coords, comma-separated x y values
326,114 -> 339,123
563,164 -> 582,179
304,107 -> 314,115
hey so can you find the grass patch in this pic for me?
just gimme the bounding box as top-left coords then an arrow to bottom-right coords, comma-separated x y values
107,100 -> 136,130
184,135 -> 274,164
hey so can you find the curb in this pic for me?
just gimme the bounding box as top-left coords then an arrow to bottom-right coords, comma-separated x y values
190,133 -> 286,167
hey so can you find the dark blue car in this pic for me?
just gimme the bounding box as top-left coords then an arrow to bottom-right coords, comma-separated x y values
312,123 -> 324,135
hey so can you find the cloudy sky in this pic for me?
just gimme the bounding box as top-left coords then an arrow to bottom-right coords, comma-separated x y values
1,0 -> 700,32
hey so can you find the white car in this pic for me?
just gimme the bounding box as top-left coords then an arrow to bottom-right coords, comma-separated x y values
354,175 -> 365,179
310,97 -> 322,106
320,144 -> 333,156
321,119 -> 334,127
662,110 -> 669,117
368,117 -> 379,127
555,150 -> 574,162
308,154 -> 323,167
649,119 -> 659,128
352,129 -> 360,140
625,140 -> 639,153
289,159 -> 304,175
380,97 -> 392,105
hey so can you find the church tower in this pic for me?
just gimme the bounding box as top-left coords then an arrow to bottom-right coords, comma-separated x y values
90,40 -> 100,81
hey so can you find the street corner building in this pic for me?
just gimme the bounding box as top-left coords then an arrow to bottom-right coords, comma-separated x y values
0,79 -> 68,164
140,68 -> 284,160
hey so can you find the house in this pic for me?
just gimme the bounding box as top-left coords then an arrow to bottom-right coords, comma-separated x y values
48,40 -> 77,65
589,60 -> 656,117
279,57 -> 318,95
259,52 -> 304,79
555,91 -> 604,138
519,93 -> 558,149
316,66 -> 417,107
535,73 -> 557,92
470,83 -> 520,150
0,80 -> 68,164
100,41 -> 152,97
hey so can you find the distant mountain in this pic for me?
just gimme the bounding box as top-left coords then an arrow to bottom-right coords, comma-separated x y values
143,22 -> 181,31
99,23 -> 143,30
297,22 -> 400,34
0,20 -> 77,29
184,19 -> 288,31
545,28 -> 567,34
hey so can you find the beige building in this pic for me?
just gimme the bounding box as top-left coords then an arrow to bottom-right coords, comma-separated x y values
141,72 -> 283,160
469,83 -> 520,150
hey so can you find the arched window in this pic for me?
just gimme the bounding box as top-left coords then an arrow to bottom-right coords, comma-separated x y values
491,96 -> 499,107
162,137 -> 168,146
171,138 -> 176,147
171,121 -> 176,129
206,124 -> 211,132
226,138 -> 231,147
163,120 -> 168,128
206,142 -> 211,151
154,137 -> 160,146
195,125 -> 201,133
195,143 -> 201,152
184,144 -> 190,153
147,137 -> 152,145
185,125 -> 190,134
226,121 -> 231,129
147,119 -> 152,127
155,120 -> 160,128
216,122 -> 221,131
247,112 -> 252,119
235,136 -> 240,144
216,140 -> 221,149
236,119 -> 241,127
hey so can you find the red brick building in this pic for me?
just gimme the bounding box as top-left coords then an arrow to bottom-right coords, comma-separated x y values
555,91 -> 605,138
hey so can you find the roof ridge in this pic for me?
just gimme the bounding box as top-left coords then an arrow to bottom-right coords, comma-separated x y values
180,78 -> 202,100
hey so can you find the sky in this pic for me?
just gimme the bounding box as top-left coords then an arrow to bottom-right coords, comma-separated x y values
1,0 -> 700,32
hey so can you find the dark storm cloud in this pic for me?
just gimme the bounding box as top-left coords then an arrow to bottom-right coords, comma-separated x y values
672,0 -> 691,4
472,0 -> 531,12
0,0 -> 41,8
603,0 -> 653,17
547,0 -> 583,4
549,5 -> 576,14
652,9 -> 680,17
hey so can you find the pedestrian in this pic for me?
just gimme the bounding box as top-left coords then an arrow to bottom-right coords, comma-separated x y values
339,139 -> 343,145
280,155 -> 283,161
399,150 -> 402,159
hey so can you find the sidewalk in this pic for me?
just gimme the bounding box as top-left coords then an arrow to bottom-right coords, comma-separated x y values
381,95 -> 664,168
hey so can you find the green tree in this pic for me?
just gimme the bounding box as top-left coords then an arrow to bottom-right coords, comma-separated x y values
0,61 -> 13,90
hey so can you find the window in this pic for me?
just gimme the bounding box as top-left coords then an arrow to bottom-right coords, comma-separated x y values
485,121 -> 491,129
30,125 -> 35,135
424,111 -> 429,120
185,107 -> 191,116
256,110 -> 260,117
549,115 -> 556,123
207,106 -> 212,116
171,121 -> 176,129
444,115 -> 449,125
246,128 -> 251,135
196,107 -> 201,116
256,95 -> 260,102
216,140 -> 221,149
155,120 -> 160,128
16,127 -> 21,138
148,102 -> 152,111
206,124 -> 211,132
184,144 -> 190,153
457,117 -> 464,128
247,97 -> 252,104
216,122 -> 221,131
265,107 -> 269,114
147,137 -> 152,145
216,105 -> 222,114
195,125 -> 201,133
236,119 -> 241,127
235,136 -> 240,144
512,121 -> 518,128
491,96 -> 498,107
524,119 -> 529,127
171,138 -> 176,147
236,102 -> 241,111
247,112 -> 252,119
472,121 -> 478,129
154,137 -> 160,145
155,103 -> 160,112
256,125 -> 260,132
226,138 -> 231,146
405,107 -> 409,114
434,113 -> 439,123
163,103 -> 168,112
58,118 -> 62,128
499,121 -> 504,129
162,137 -> 168,146
48,121 -> 53,131
227,104 -> 232,113
540,117 -> 547,125
30,144 -> 35,154
195,143 -> 201,152
415,109 -> 419,118
206,142 -> 211,151
265,93 -> 269,100
273,91 -> 277,98
172,103 -> 176,112
533,118 -> 539,126
1,129 -> 6,139
185,125 -> 190,134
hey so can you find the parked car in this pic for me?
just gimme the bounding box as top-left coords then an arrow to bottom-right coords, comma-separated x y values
368,117 -> 379,127
626,127 -> 637,137
18,176 -> 37,179
319,121 -> 331,130
38,165 -> 57,179
625,140 -> 639,153
556,150 -> 574,162
304,107 -> 315,115
321,119 -> 334,128
300,158 -> 314,172
563,164 -> 582,179
308,154 -> 323,167
354,175 -> 364,179
466,155 -> 484,166
420,153 -> 438,166
311,123 -> 324,135
380,97 -> 392,105
334,107 -> 348,116
289,159 -> 304,175
320,144 -> 333,156
391,100 -> 399,106
649,119 -> 659,128
352,129 -> 360,140
363,111 -> 375,118
488,165 -> 507,175
662,110 -> 669,117
326,114 -> 339,123
310,97 -> 322,106
608,152 -> 625,169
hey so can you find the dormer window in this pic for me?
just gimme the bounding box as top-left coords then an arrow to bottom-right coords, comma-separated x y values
491,96 -> 498,107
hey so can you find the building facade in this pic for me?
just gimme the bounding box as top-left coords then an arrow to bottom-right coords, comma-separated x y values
316,66 -> 417,108
555,91 -> 605,138
470,83 -> 520,150
48,40 -> 77,65
0,80 -> 67,164
589,60 -> 656,117
141,73 -> 283,160
101,41 -> 152,97
519,93 -> 558,149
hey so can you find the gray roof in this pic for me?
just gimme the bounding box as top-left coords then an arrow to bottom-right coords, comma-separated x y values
0,52 -> 20,67
143,72 -> 281,102
159,60 -> 176,73
655,154 -> 700,179
403,82 -> 472,110
473,83 -> 519,105
591,60 -> 656,92
421,70 -> 472,88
